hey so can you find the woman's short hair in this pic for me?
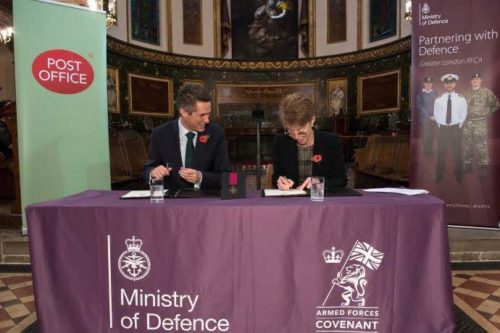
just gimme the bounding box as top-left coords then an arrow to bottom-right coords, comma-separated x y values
278,93 -> 314,127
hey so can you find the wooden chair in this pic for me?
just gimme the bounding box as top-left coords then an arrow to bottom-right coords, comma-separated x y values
109,128 -> 132,185
108,127 -> 148,187
373,136 -> 397,175
392,136 -> 410,180
264,164 -> 274,189
354,134 -> 381,171
354,134 -> 410,188
119,129 -> 148,177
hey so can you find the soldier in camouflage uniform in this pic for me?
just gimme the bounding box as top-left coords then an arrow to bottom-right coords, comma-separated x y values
463,73 -> 500,177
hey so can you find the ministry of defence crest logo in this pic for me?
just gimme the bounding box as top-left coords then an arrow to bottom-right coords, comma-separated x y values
422,3 -> 430,14
118,236 -> 151,281
315,241 -> 384,332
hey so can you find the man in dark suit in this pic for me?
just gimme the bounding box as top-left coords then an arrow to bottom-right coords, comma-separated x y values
144,85 -> 230,190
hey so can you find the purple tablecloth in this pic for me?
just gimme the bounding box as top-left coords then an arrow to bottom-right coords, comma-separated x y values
27,190 -> 454,333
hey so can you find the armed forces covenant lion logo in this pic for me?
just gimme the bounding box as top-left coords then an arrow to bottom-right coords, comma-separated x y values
332,264 -> 367,307
315,241 -> 384,332
118,236 -> 151,281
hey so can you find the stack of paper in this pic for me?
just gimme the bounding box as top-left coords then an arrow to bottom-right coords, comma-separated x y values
362,188 -> 429,196
263,189 -> 307,197
120,190 -> 167,199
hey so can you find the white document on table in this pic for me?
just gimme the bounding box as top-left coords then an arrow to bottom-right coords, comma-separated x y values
263,189 -> 308,197
362,188 -> 429,196
120,190 -> 167,199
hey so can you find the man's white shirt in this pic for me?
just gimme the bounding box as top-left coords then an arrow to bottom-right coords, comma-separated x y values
433,92 -> 467,127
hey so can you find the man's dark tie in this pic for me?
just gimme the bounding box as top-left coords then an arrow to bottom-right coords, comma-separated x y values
446,94 -> 452,125
185,132 -> 195,168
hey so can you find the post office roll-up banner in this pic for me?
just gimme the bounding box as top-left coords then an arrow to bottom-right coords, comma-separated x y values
14,0 -> 110,232
411,0 -> 500,227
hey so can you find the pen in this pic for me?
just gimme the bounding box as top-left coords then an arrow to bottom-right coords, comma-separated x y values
283,176 -> 292,189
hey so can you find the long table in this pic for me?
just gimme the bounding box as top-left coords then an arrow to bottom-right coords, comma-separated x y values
27,191 -> 455,333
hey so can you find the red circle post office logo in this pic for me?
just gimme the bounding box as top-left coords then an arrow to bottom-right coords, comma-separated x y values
32,49 -> 94,94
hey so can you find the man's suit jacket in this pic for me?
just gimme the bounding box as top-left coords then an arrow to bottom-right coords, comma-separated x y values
143,119 -> 230,190
272,130 -> 347,189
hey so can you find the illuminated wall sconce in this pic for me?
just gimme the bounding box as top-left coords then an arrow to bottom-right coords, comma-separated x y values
87,0 -> 117,29
0,26 -> 13,45
404,0 -> 412,23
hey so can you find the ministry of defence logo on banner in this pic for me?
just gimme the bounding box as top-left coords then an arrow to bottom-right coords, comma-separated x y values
118,236 -> 151,281
316,241 -> 384,332
418,2 -> 449,26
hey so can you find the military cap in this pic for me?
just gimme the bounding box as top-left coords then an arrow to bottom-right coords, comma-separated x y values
471,73 -> 482,79
441,74 -> 459,83
422,77 -> 433,83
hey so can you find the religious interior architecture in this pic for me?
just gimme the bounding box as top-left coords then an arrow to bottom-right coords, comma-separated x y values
0,1 -> 500,332
0,0 -> 413,194
103,0 -> 412,182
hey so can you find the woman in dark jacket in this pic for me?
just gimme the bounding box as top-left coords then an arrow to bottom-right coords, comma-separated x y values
272,93 -> 347,190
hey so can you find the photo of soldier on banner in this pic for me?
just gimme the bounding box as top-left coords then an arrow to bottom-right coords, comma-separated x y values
411,0 -> 500,227
463,73 -> 500,178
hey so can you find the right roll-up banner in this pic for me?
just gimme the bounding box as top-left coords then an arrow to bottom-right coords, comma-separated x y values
411,0 -> 500,227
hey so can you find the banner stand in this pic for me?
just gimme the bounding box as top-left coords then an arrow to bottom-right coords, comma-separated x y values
410,0 -> 500,227
14,0 -> 110,233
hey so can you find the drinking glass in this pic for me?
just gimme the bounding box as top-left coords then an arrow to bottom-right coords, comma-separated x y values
310,176 -> 325,202
149,179 -> 164,203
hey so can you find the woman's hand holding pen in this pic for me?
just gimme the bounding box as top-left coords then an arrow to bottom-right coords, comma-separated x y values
277,176 -> 294,190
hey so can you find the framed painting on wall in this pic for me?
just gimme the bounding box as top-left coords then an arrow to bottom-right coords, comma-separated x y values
215,82 -> 315,128
369,0 -> 397,42
327,78 -> 348,117
128,73 -> 174,117
182,79 -> 205,88
130,0 -> 160,45
357,69 -> 400,116
183,0 -> 202,45
327,0 -> 347,44
230,0 -> 299,60
107,67 -> 120,113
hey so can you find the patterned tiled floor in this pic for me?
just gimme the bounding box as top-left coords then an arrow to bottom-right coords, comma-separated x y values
453,270 -> 500,332
0,273 -> 36,333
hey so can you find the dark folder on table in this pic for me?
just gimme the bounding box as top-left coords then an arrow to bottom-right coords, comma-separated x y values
170,188 -> 220,198
324,188 -> 361,197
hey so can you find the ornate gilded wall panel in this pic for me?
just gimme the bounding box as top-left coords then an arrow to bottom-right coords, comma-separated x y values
108,36 -> 410,134
108,36 -> 410,71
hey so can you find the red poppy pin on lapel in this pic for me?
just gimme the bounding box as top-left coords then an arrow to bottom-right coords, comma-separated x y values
312,154 -> 322,163
199,135 -> 210,143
